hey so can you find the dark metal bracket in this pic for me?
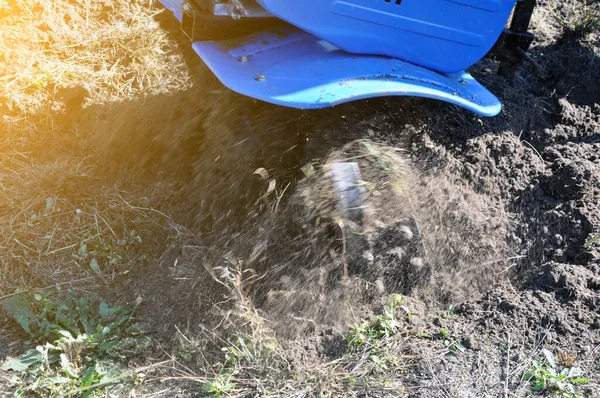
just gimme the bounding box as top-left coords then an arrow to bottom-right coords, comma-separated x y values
180,0 -> 282,42
489,0 -> 538,76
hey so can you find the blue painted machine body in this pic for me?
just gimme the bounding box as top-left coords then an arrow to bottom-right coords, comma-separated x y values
157,0 -> 523,116
159,0 -> 184,21
257,0 -> 515,74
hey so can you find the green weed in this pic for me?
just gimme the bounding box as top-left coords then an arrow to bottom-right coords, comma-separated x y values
440,328 -> 466,353
572,1 -> 600,37
204,371 -> 237,398
1,292 -> 148,397
550,0 -> 600,39
347,294 -> 403,352
346,295 -> 407,370
524,349 -> 589,397
195,333 -> 287,398
585,232 -> 600,249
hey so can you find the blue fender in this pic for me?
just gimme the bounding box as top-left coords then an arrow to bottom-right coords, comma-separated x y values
193,27 -> 501,116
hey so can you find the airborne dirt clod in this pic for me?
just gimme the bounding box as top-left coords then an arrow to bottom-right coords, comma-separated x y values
1,0 -> 599,397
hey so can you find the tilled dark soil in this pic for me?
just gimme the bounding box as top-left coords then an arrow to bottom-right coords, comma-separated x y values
102,2 -> 600,395
2,1 -> 594,396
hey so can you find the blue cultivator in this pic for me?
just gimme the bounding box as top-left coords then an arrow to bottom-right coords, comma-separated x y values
158,0 -> 536,116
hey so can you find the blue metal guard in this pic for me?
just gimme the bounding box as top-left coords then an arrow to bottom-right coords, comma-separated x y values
193,27 -> 502,116
159,0 -> 183,22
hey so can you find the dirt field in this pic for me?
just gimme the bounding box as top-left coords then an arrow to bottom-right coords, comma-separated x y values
0,0 -> 599,397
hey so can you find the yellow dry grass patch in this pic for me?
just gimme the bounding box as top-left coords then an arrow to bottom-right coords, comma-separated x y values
0,0 -> 189,296
0,0 -> 189,142
0,0 -> 189,104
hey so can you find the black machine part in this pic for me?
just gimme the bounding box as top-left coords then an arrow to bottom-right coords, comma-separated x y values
180,0 -> 281,41
489,0 -> 538,76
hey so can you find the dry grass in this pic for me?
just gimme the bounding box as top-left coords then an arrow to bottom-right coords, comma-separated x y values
0,160 -> 179,296
150,265 -> 429,397
0,0 -> 189,105
0,2 -> 194,394
532,0 -> 600,43
0,0 -> 191,296
0,0 -> 189,147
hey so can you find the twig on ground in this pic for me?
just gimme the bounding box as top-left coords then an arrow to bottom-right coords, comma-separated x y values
505,332 -> 511,398
0,277 -> 95,301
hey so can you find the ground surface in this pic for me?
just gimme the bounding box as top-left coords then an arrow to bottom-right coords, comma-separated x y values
0,0 -> 599,397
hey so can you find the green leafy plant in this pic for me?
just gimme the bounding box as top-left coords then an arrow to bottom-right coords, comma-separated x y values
524,349 -> 589,397
447,304 -> 456,316
347,295 -> 402,352
72,229 -> 143,273
204,371 -> 237,398
1,291 -> 148,397
440,328 -> 466,353
199,333 -> 284,398
345,295 -> 408,370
